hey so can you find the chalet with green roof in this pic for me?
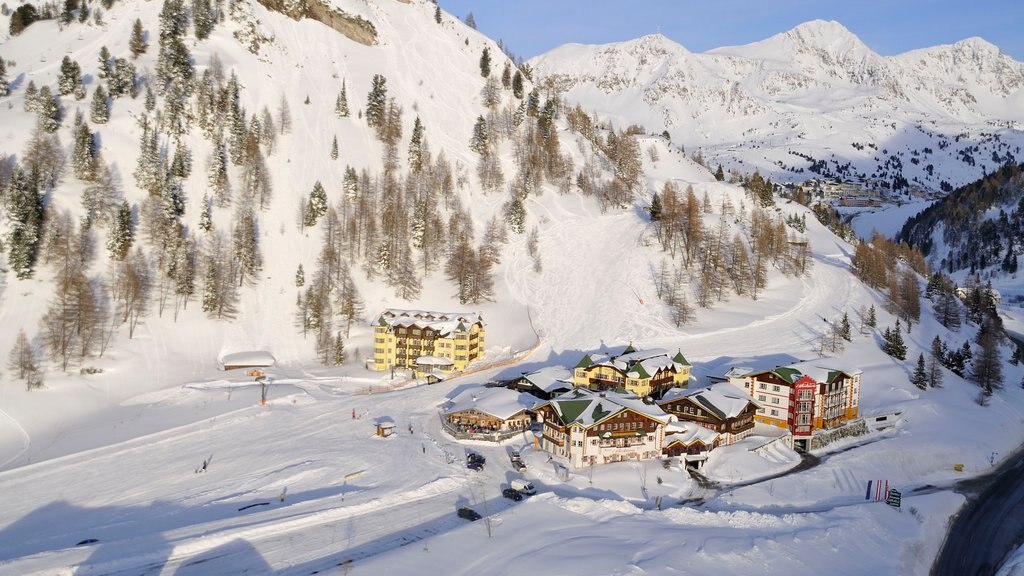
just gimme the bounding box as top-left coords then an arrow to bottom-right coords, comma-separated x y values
572,347 -> 690,398
536,388 -> 671,469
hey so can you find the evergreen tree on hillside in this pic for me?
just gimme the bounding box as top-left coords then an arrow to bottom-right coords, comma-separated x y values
98,46 -> 112,79
278,93 -> 292,135
866,304 -> 877,328
330,135 -> 338,160
192,0 -> 213,39
512,69 -> 524,99
434,4 -> 441,23
305,180 -> 328,226
971,317 -> 1003,399
71,121 -> 97,182
90,84 -> 109,124
365,74 -> 387,130
36,86 -> 59,133
408,116 -> 428,173
0,58 -> 9,97
928,336 -> 945,388
58,56 -> 82,96
23,80 -> 38,113
479,46 -> 491,78
130,18 -> 147,56
6,167 -> 44,279
882,320 -> 907,360
109,58 -> 137,98
470,115 -> 488,155
335,81 -> 349,118
910,353 -> 928,390
840,312 -> 852,341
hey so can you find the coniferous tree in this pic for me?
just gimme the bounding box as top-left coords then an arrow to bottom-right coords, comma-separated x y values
882,320 -> 907,360
0,58 -> 9,97
331,332 -> 346,365
649,191 -> 662,222
58,56 -> 82,96
866,304 -> 877,328
365,74 -> 387,130
71,121 -> 97,182
23,80 -> 38,113
512,69 -> 524,100
97,46 -> 112,79
109,58 -> 137,98
911,353 -> 928,390
335,81 -> 349,118
90,84 -> 109,124
971,317 -> 1003,399
434,4 -> 441,23
198,193 -> 212,232
107,200 -> 134,260
295,263 -> 305,287
305,180 -> 328,226
840,312 -> 852,341
408,116 -> 428,173
330,135 -> 338,160
928,336 -> 945,388
232,205 -> 260,285
35,86 -> 59,133
6,166 -> 44,279
470,115 -> 488,155
192,0 -> 212,39
479,46 -> 491,77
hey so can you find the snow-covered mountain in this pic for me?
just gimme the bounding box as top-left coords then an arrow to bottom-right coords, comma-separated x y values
530,20 -> 1024,192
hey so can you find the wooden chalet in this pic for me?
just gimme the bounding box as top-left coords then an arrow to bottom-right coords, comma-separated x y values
507,365 -> 574,400
658,382 -> 759,445
535,388 -> 670,469
442,386 -> 539,438
662,422 -> 720,467
573,346 -> 691,399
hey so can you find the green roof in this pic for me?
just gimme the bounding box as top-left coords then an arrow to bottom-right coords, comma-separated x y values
591,404 -> 610,422
556,399 -> 592,425
772,367 -> 803,384
672,350 -> 690,365
574,354 -> 594,369
623,343 -> 637,354
629,362 -> 650,379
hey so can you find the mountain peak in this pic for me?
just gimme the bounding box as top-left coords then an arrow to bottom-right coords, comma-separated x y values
781,19 -> 870,55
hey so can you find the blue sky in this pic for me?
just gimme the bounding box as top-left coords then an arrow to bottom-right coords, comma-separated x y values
438,1 -> 1024,61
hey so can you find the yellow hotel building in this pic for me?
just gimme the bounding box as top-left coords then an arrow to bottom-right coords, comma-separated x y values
372,309 -> 485,373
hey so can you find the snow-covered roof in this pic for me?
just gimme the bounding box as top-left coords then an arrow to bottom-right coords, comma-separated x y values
664,422 -> 720,446
662,382 -> 758,420
519,366 -> 574,393
444,387 -> 541,420
375,309 -> 483,337
545,388 -> 670,428
578,348 -> 688,379
786,361 -> 862,383
218,351 -> 276,369
416,355 -> 454,366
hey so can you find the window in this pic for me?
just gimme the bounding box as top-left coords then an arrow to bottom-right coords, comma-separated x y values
758,383 -> 767,390
770,409 -> 778,416
772,385 -> 780,392
758,395 -> 766,402
771,397 -> 780,404
374,348 -> 385,355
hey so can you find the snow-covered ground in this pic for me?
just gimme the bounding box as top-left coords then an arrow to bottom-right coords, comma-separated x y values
0,1 -> 1023,574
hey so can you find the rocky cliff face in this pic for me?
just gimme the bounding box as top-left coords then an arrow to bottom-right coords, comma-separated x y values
255,0 -> 377,45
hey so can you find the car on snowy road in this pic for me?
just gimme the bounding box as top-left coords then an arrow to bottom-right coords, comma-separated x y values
502,488 -> 523,501
457,506 -> 482,521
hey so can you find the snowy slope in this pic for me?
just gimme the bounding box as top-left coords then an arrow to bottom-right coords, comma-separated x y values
0,3 -> 1023,576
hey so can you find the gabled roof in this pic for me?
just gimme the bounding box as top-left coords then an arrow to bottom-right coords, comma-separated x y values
660,382 -> 758,420
219,351 -> 276,368
444,386 -> 540,420
374,309 -> 483,337
664,422 -> 720,446
519,366 -> 574,393
543,388 -> 670,428
787,361 -> 861,383
580,348 -> 686,381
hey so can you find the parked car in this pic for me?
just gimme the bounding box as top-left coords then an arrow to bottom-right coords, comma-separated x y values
467,460 -> 484,472
457,506 -> 482,521
509,450 -> 522,461
502,487 -> 524,501
466,452 -> 486,465
511,459 -> 527,472
511,479 -> 536,495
